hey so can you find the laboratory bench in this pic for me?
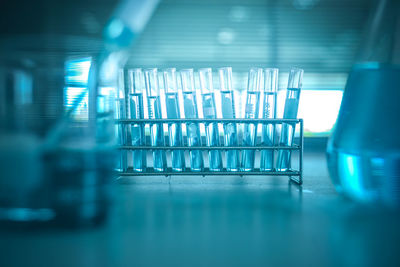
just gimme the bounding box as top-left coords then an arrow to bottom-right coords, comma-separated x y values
1,149 -> 400,267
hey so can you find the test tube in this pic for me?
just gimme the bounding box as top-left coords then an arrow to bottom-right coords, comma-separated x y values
260,68 -> 278,171
199,68 -> 222,171
115,69 -> 128,171
163,68 -> 185,171
145,68 -> 167,172
180,69 -> 204,171
241,68 -> 263,171
218,67 -> 239,171
128,68 -> 146,172
276,68 -> 304,171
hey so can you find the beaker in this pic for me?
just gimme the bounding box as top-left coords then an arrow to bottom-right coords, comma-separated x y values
0,0 -> 160,225
0,40 -> 119,226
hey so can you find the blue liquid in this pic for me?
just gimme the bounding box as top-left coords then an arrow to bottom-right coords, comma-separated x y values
327,65 -> 400,206
148,96 -> 167,171
183,91 -> 203,171
165,92 -> 185,171
260,92 -> 276,171
220,90 -> 239,171
327,147 -> 400,207
241,91 -> 260,171
129,93 -> 146,172
115,98 -> 127,171
277,88 -> 300,171
202,92 -> 222,171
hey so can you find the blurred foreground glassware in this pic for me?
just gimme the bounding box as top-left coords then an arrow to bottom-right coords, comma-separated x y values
180,69 -> 204,171
0,54 -> 117,227
260,68 -> 278,171
0,0 -> 160,226
241,68 -> 263,171
145,68 -> 167,172
327,0 -> 400,207
128,68 -> 146,172
218,67 -> 239,171
276,68 -> 303,171
163,68 -> 185,171
199,68 -> 222,171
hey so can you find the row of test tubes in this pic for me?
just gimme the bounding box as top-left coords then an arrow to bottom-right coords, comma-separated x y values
115,67 -> 303,173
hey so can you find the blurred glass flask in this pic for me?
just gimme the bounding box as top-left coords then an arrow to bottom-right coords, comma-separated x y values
327,0 -> 400,207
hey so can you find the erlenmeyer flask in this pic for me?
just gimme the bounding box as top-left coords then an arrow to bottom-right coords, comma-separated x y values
327,0 -> 400,207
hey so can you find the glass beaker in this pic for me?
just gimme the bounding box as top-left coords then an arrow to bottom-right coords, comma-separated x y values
0,0 -> 160,225
0,40 -> 120,226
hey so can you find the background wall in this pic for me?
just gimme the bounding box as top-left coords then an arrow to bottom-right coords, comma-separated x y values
126,0 -> 372,135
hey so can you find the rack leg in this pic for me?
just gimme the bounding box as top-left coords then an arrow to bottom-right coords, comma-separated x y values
298,119 -> 304,185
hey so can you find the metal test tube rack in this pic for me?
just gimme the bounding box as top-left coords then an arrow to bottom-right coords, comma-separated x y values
116,118 -> 304,185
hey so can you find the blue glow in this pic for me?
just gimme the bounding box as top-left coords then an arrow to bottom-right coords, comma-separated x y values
345,154 -> 355,177
340,153 -> 364,199
106,19 -> 124,39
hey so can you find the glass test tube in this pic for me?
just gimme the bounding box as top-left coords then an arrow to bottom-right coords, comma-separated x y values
241,68 -> 263,171
145,68 -> 167,172
163,68 -> 185,171
180,69 -> 204,171
276,68 -> 303,171
218,67 -> 239,171
199,68 -> 222,171
115,69 -> 128,171
128,68 -> 146,172
260,68 -> 278,171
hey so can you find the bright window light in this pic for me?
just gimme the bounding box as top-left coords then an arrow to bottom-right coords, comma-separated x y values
297,90 -> 342,136
64,57 -> 92,120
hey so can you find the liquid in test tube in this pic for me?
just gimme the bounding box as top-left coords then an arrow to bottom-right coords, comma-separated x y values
276,68 -> 304,171
218,67 -> 239,171
241,68 -> 263,171
145,68 -> 167,172
180,69 -> 204,171
115,69 -> 128,171
199,68 -> 222,171
128,68 -> 146,172
260,68 -> 278,171
163,68 -> 185,171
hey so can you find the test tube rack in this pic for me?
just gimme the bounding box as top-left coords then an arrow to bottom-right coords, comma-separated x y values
116,118 -> 303,185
